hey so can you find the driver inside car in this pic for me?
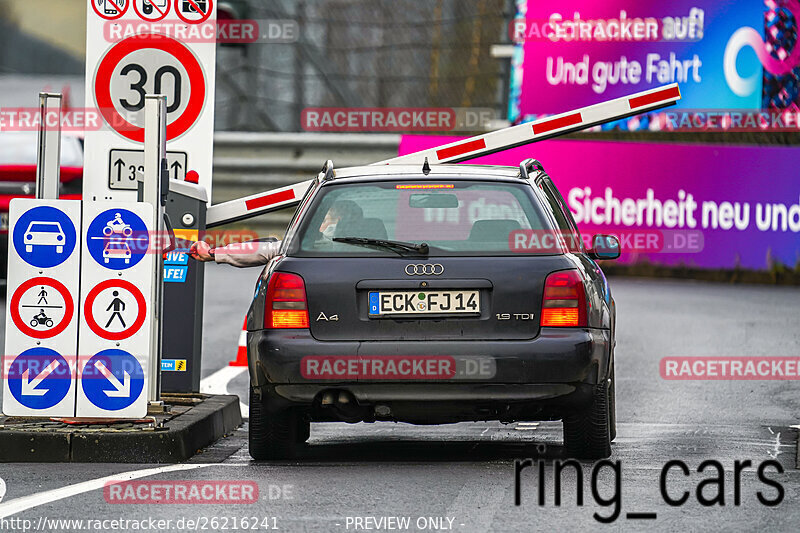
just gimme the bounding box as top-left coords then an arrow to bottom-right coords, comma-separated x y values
189,200 -> 363,267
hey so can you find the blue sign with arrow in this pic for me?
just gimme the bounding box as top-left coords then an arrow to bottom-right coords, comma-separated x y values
81,349 -> 145,411
12,206 -> 77,268
7,347 -> 72,409
86,208 -> 149,270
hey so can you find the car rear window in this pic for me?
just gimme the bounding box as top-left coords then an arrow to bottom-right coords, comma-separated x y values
288,180 -> 562,257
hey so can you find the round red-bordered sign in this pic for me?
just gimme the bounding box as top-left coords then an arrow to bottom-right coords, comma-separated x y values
10,277 -> 75,339
84,279 -> 147,341
94,34 -> 206,142
133,0 -> 171,22
174,0 -> 213,24
91,0 -> 129,21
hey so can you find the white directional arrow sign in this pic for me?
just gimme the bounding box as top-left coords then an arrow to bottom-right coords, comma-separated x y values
20,360 -> 61,397
94,361 -> 131,398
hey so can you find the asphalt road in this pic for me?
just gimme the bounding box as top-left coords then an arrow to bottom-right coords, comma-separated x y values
1,267 -> 800,532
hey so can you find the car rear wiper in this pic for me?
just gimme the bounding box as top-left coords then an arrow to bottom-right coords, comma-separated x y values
332,237 -> 430,256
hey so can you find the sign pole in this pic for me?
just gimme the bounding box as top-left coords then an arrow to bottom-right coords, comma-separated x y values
143,95 -> 167,409
35,92 -> 62,200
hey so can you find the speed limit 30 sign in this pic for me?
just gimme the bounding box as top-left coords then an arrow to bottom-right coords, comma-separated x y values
94,34 -> 205,142
83,0 -> 216,201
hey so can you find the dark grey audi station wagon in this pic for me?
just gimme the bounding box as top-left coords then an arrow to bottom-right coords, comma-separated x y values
245,159 -> 620,460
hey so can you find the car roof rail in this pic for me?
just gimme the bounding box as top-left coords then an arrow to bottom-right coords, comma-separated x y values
518,158 -> 544,179
319,159 -> 335,181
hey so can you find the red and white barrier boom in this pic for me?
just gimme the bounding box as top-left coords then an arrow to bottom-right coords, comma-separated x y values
206,83 -> 680,228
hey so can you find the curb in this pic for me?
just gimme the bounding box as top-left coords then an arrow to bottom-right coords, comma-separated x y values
0,394 -> 242,463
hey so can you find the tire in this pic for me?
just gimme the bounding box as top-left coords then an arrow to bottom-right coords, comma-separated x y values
248,386 -> 301,460
30,319 -> 38,327
295,417 -> 310,444
45,319 -> 53,327
56,246 -> 63,254
26,245 -> 32,252
608,362 -> 616,442
563,380 -> 612,459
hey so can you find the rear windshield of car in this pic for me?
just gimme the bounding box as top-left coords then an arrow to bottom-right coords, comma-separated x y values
288,179 -> 564,257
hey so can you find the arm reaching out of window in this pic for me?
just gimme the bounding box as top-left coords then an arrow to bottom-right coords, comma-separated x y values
189,240 -> 282,268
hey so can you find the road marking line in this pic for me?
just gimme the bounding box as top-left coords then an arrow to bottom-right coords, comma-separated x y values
0,463 -> 237,519
445,466 -> 507,533
200,365 -> 248,418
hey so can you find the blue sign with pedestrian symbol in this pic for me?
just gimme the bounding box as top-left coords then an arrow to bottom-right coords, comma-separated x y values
7,347 -> 71,409
81,349 -> 145,411
86,208 -> 149,270
12,206 -> 77,268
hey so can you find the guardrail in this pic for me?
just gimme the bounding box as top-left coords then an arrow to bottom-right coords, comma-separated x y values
211,132 -> 401,236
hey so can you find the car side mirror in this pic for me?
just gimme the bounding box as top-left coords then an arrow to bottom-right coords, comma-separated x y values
588,234 -> 620,260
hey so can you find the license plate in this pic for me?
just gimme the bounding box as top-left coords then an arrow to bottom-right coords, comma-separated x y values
369,290 -> 480,316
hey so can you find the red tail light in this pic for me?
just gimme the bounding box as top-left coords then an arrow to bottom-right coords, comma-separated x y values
264,272 -> 309,329
540,270 -> 587,327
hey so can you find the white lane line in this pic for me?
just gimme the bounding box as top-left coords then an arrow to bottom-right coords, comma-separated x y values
0,463 -> 239,519
200,365 -> 248,418
445,466 -> 508,533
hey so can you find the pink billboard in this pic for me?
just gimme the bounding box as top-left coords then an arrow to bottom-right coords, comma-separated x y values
510,0 -> 799,125
398,135 -> 800,270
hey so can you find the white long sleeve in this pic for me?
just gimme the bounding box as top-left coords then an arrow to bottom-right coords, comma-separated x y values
212,240 -> 282,268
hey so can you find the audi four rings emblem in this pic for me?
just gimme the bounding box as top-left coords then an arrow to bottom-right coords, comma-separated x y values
405,264 -> 444,275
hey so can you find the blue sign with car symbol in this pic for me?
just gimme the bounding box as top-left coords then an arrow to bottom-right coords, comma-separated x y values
86,208 -> 149,270
12,206 -> 77,268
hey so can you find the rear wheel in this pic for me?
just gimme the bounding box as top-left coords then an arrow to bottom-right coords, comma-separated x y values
563,380 -> 612,459
295,417 -> 311,443
248,387 -> 303,460
608,362 -> 616,441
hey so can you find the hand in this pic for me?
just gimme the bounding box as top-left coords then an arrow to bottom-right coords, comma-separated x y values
189,241 -> 214,262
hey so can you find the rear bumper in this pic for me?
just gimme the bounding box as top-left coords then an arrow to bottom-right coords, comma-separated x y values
247,327 -> 611,422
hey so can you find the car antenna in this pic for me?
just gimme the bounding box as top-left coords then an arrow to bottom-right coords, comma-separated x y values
422,157 -> 431,176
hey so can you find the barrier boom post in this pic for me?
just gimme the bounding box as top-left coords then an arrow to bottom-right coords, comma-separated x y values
374,84 -> 680,165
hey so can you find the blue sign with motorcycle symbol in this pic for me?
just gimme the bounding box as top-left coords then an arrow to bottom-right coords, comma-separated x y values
12,206 -> 77,268
86,208 -> 149,270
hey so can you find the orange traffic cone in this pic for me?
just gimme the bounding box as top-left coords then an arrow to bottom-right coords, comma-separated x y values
228,318 -> 248,366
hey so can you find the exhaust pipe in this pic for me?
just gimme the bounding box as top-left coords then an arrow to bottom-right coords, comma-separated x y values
317,389 -> 362,422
